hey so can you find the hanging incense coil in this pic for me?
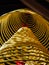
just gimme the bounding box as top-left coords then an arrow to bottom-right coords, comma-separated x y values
0,9 -> 49,49
0,27 -> 49,65
0,9 -> 49,65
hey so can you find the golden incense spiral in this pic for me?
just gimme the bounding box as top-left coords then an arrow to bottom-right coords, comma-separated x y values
0,9 -> 49,65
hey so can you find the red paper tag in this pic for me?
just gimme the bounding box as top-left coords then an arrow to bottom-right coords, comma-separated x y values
22,23 -> 28,27
16,61 -> 25,65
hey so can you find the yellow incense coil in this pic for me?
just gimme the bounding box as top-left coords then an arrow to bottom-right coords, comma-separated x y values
0,9 -> 49,50
0,9 -> 49,65
0,27 -> 49,65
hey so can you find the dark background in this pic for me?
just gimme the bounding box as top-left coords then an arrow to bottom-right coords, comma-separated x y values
0,0 -> 49,16
0,0 -> 27,15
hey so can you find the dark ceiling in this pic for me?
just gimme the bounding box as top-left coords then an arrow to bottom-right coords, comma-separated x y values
0,0 -> 49,18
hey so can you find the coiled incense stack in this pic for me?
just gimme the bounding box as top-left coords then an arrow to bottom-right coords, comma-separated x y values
0,9 -> 49,65
0,27 -> 49,65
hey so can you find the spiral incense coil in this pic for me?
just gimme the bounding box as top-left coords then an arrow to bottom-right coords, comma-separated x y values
0,27 -> 49,65
0,9 -> 49,65
0,9 -> 49,50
